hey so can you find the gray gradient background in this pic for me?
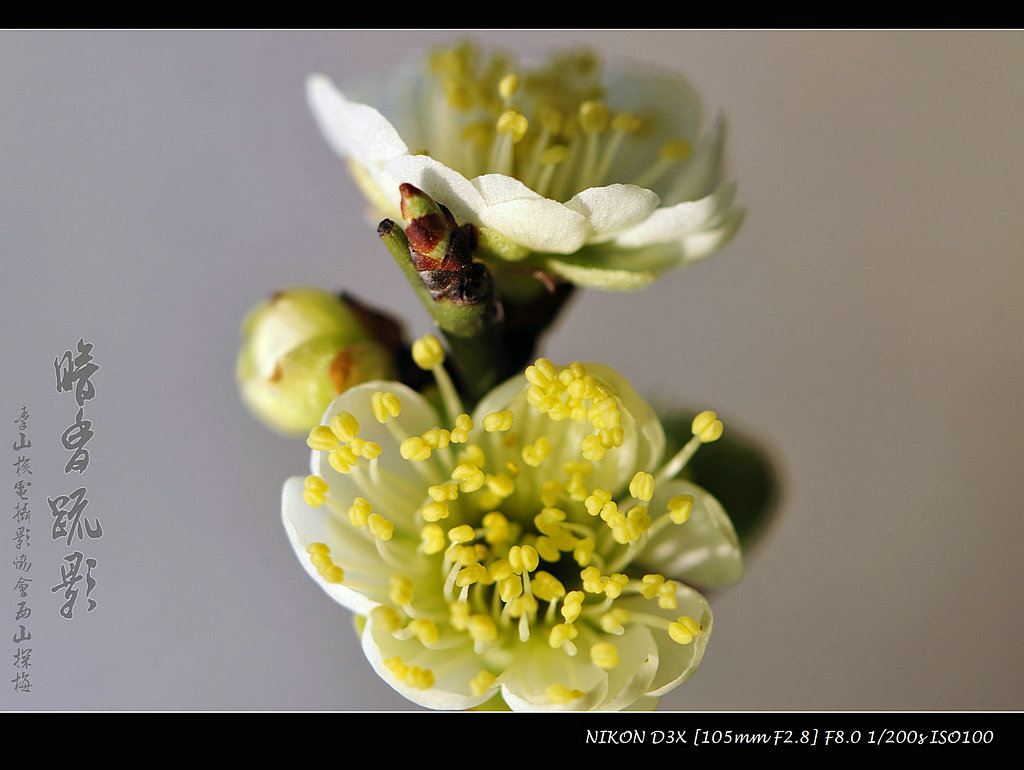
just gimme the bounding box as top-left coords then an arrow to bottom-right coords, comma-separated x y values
1,30 -> 1021,711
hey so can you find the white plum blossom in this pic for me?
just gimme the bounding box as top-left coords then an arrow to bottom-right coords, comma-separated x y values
282,337 -> 742,710
307,42 -> 744,290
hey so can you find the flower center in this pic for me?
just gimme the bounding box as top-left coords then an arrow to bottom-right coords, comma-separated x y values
415,41 -> 694,202
301,336 -> 721,700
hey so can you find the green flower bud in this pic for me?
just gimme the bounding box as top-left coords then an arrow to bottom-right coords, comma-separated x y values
237,288 -> 397,436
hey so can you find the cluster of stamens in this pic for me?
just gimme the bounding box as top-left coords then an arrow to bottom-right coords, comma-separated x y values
420,41 -> 694,201
300,334 -> 722,702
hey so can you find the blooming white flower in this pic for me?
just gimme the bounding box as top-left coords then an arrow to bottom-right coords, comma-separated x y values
282,337 -> 742,710
307,42 -> 744,290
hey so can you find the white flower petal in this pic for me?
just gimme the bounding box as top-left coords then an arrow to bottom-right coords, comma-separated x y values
565,184 -> 661,243
637,479 -> 743,589
612,182 -> 738,248
617,582 -> 713,698
500,639 -> 609,711
306,74 -> 408,166
281,476 -> 392,615
362,611 -> 493,711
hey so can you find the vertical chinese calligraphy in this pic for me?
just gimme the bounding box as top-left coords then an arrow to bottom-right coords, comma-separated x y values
11,406 -> 33,694
51,340 -> 101,620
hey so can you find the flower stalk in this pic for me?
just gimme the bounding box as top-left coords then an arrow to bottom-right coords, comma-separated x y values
378,187 -> 507,404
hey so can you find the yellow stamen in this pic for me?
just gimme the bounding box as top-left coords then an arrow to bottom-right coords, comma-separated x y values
590,641 -> 619,670
329,411 -> 359,443
411,334 -> 445,370
547,684 -> 585,704
669,616 -> 702,645
370,391 -> 402,424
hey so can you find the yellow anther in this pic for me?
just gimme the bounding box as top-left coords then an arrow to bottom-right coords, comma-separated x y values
534,507 -> 566,537
419,500 -> 450,523
411,334 -> 445,370
531,571 -> 566,602
573,537 -> 595,566
669,616 -> 702,645
521,436 -> 551,467
547,684 -> 585,704
496,110 -> 528,142
629,471 -> 655,502
302,475 -> 328,507
470,670 -> 496,698
658,580 -> 679,610
549,622 -> 578,649
350,437 -> 382,460
448,524 -> 476,544
692,410 -> 724,443
409,666 -> 435,689
460,444 -> 485,466
640,573 -> 665,599
452,463 -> 485,493
579,100 -> 609,133
485,473 -> 515,498
525,358 -> 555,386
306,425 -> 338,452
611,112 -> 643,133
389,575 -> 413,606
422,427 -> 451,450
482,410 -> 514,432
561,590 -> 584,622
328,447 -> 356,474
456,562 -> 488,587
498,72 -> 520,100
324,564 -> 345,584
626,506 -> 652,540
482,512 -> 511,545
535,536 -> 560,563
585,489 -> 612,516
488,558 -> 514,582
499,574 -> 523,603
400,436 -> 432,461
306,542 -> 330,557
370,391 -> 402,423
451,414 -> 473,443
329,412 -> 360,443
409,618 -> 440,646
420,524 -> 446,554
540,479 -> 562,507
383,656 -> 409,681
447,544 -> 479,567
348,497 -> 372,528
590,641 -> 619,670
367,513 -> 393,541
369,605 -> 402,634
581,434 -> 606,462
468,614 -> 499,643
540,145 -> 570,165
604,573 -> 628,599
581,566 -> 605,594
449,600 -> 470,631
659,138 -> 693,161
508,544 -> 539,575
669,493 -> 695,524
427,482 -> 459,502
599,607 -> 631,635
508,594 -> 538,618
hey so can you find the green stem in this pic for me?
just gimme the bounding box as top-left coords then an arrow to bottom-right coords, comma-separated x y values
378,220 -> 506,406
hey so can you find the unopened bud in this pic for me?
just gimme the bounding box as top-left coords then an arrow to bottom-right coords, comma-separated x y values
236,288 -> 396,435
